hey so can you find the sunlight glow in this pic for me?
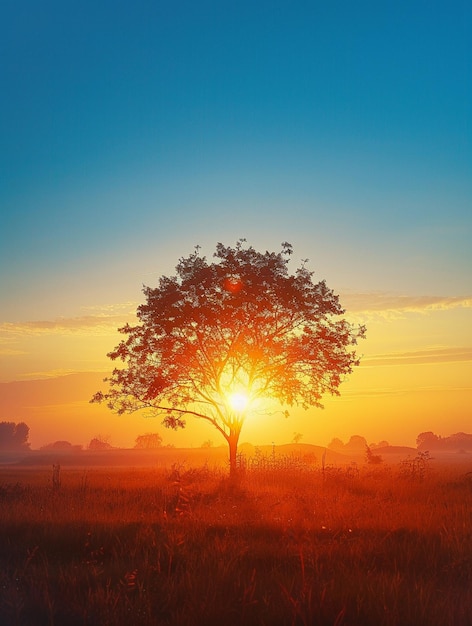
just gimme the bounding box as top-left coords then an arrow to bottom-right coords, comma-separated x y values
228,392 -> 249,412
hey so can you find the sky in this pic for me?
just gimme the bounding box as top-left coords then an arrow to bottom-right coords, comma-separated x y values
1,0 -> 471,450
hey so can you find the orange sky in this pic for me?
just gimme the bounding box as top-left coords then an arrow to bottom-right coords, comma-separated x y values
1,291 -> 470,450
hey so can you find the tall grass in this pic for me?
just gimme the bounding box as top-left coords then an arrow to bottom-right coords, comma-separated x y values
1,459 -> 472,625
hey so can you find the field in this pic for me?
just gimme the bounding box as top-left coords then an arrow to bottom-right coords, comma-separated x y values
1,453 -> 472,626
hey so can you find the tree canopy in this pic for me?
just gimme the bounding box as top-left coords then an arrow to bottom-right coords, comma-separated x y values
92,240 -> 365,474
0,421 -> 30,451
134,432 -> 163,449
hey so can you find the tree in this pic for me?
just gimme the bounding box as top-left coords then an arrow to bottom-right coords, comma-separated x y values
345,435 -> 368,451
416,431 -> 440,451
292,432 -> 303,444
328,437 -> 345,451
445,432 -> 472,451
365,445 -> 383,465
0,421 -> 30,451
370,440 -> 389,449
416,431 -> 472,452
40,441 -> 83,452
88,436 -> 113,450
92,240 -> 365,475
134,432 -> 163,449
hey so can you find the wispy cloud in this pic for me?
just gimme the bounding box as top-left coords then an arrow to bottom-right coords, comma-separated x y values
342,292 -> 472,317
0,348 -> 28,356
335,384 -> 472,401
19,368 -> 105,379
80,302 -> 139,314
362,347 -> 472,367
0,334 -> 29,355
0,313 -> 134,337
0,302 -> 139,338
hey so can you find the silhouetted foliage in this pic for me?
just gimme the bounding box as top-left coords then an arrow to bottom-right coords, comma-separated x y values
365,445 -> 383,464
88,437 -> 113,450
92,240 -> 365,474
292,432 -> 303,444
0,421 -> 30,451
328,435 -> 369,454
40,441 -> 83,452
371,440 -> 389,449
400,450 -> 432,480
134,432 -> 163,449
446,432 -> 472,451
417,431 -> 472,452
416,431 -> 441,450
328,437 -> 345,451
346,435 -> 368,451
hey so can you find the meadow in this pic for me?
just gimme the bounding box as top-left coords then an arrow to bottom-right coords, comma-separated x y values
1,453 -> 472,626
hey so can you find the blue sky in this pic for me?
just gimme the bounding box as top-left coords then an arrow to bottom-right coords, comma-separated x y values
2,0 -> 470,314
0,0 -> 471,447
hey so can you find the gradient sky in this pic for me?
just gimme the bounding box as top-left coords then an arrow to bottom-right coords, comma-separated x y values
1,0 -> 471,450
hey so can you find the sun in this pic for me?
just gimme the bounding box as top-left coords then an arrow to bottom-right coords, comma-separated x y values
228,392 -> 249,412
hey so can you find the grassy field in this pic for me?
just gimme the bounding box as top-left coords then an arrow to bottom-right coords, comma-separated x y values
1,454 -> 472,625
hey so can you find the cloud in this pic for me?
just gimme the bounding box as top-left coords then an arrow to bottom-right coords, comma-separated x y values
20,368 -> 106,380
0,313 -> 134,337
341,292 -> 472,317
361,347 -> 472,367
0,334 -> 29,355
80,302 -> 139,314
334,383 -> 472,401
0,302 -> 140,338
0,348 -> 28,356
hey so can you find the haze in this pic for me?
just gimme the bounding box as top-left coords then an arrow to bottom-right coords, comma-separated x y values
1,0 -> 470,449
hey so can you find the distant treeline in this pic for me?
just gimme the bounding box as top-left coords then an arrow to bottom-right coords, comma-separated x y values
328,435 -> 388,453
329,432 -> 472,454
3,421 -> 472,454
417,431 -> 472,451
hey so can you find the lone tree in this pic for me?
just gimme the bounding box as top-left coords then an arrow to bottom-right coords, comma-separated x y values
92,240 -> 365,475
134,432 -> 163,449
0,421 -> 30,451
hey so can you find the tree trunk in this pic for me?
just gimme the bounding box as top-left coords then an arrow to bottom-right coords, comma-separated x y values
228,429 -> 241,479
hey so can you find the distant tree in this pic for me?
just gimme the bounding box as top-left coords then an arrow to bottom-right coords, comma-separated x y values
41,440 -> 73,449
92,240 -> 365,476
370,440 -> 389,450
345,435 -> 368,451
88,437 -> 113,450
201,439 -> 214,448
328,437 -> 345,451
292,432 -> 303,444
416,431 -> 441,451
40,441 -> 83,452
328,435 -> 368,454
446,432 -> 472,451
416,432 -> 472,452
365,445 -> 383,465
134,432 -> 163,449
0,421 -> 30,451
